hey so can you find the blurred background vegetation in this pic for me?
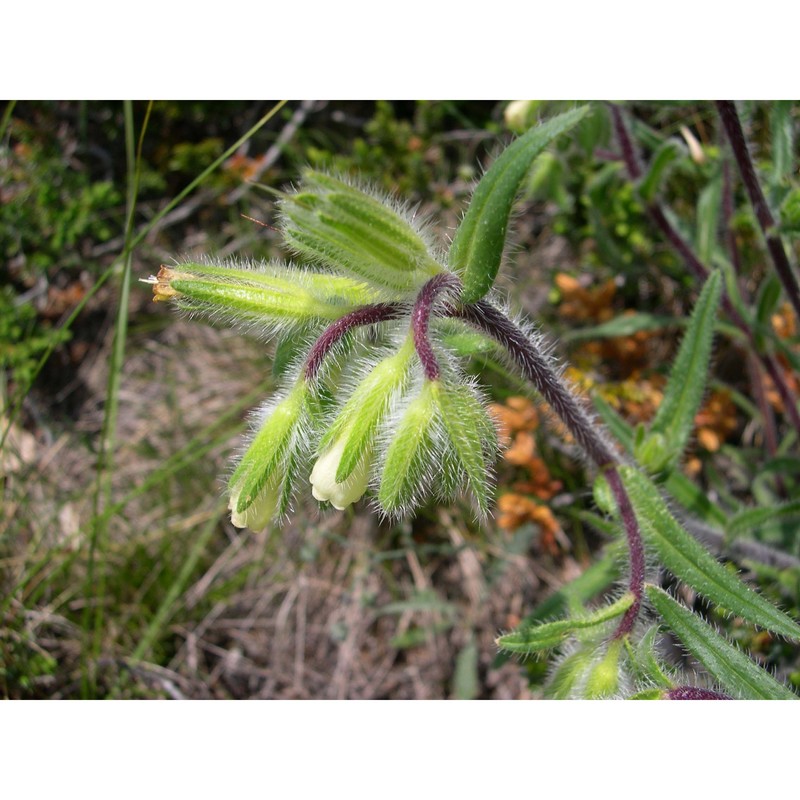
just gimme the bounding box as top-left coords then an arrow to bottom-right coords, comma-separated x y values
2,100 -> 799,698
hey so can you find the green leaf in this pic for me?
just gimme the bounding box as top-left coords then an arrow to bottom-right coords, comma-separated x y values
639,138 -> 685,203
449,105 -> 590,303
562,312 -> 680,343
620,467 -> 800,639
695,171 -> 723,266
771,101 -> 794,185
496,593 -> 634,656
649,270 -> 722,466
727,500 -> 800,540
591,392 -> 635,453
625,625 -> 674,689
645,586 -> 797,700
492,547 -> 621,667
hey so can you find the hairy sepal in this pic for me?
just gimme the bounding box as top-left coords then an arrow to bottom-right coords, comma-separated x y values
280,170 -> 443,297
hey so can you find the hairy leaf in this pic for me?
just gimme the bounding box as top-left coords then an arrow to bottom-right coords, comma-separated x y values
645,586 -> 797,700
449,106 -> 590,303
496,593 -> 633,656
621,467 -> 800,639
649,270 -> 722,466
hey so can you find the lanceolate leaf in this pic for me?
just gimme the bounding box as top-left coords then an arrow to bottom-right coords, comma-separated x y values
449,106 -> 590,304
727,500 -> 800,540
496,593 -> 633,656
639,138 -> 685,203
645,586 -> 797,700
695,170 -> 723,266
649,270 -> 722,465
621,467 -> 800,639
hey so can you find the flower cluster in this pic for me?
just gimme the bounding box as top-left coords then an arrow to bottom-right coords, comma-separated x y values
146,170 -> 500,528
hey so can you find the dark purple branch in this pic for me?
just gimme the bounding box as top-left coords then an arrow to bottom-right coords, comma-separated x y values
452,301 -> 618,467
722,162 -> 745,285
609,104 -> 642,180
304,303 -> 402,380
716,101 -> 800,323
604,467 -> 644,638
412,273 -> 462,380
451,300 -> 646,635
666,686 -> 732,700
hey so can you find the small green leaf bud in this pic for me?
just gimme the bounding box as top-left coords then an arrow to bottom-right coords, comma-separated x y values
144,262 -> 376,339
280,170 -> 444,297
228,382 -> 310,526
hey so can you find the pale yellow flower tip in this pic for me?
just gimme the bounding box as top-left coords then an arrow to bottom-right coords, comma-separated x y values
229,479 -> 280,530
310,438 -> 369,510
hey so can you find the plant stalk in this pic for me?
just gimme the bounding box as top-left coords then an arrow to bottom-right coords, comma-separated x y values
716,100 -> 800,323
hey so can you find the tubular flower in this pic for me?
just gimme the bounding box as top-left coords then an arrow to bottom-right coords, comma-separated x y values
310,437 -> 370,510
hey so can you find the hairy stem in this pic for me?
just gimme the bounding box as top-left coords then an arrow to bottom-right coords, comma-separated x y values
453,301 -> 617,467
412,273 -> 462,380
451,300 -> 646,634
604,467 -> 644,638
716,100 -> 800,322
304,303 -> 403,380
666,686 -> 732,700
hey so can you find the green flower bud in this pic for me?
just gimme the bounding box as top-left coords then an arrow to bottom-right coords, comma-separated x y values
145,261 -> 376,338
280,170 -> 444,297
318,338 -> 415,484
228,382 -> 309,527
584,640 -> 623,699
229,473 -> 280,529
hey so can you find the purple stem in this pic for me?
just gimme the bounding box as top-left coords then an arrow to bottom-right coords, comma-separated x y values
604,467 -> 644,638
451,300 -> 646,636
665,686 -> 732,700
304,303 -> 402,380
412,272 -> 462,380
453,301 -> 617,467
716,101 -> 800,323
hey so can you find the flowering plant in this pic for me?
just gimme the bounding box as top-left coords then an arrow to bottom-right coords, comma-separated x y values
148,103 -> 800,699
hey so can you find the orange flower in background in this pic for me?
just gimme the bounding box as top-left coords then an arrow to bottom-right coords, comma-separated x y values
694,389 -> 738,453
497,493 -> 562,555
555,273 -> 617,323
491,396 -> 564,553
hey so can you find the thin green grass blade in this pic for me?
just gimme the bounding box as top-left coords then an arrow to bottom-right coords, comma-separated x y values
649,270 -> 722,465
83,100 -> 149,698
645,585 -> 797,699
695,170 -> 723,266
0,101 -> 288,454
638,138 -> 684,203
771,101 -> 794,185
128,501 -> 224,667
449,105 -> 589,303
621,467 -> 800,639
496,593 -> 633,656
